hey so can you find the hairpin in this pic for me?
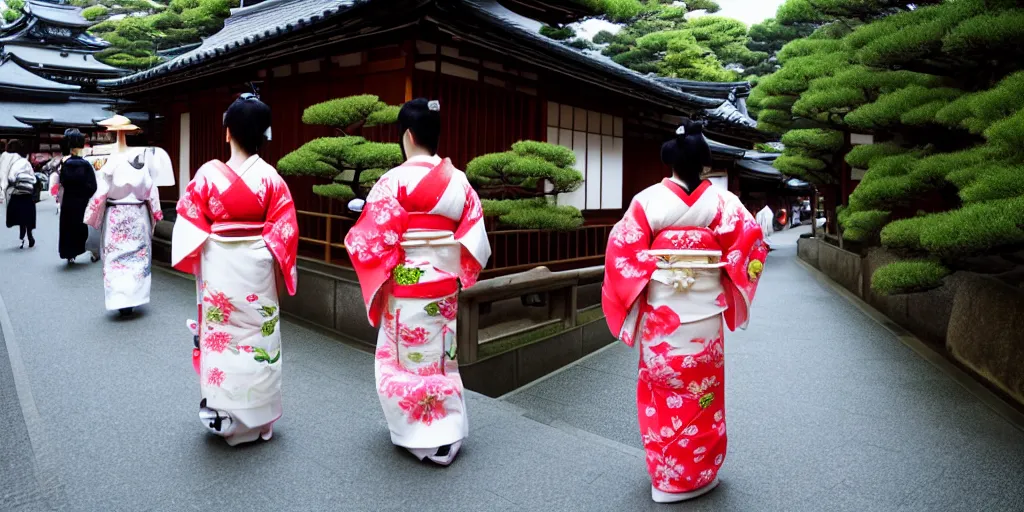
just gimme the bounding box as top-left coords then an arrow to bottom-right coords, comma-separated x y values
264,126 -> 272,141
428,100 -> 440,112
676,125 -> 686,135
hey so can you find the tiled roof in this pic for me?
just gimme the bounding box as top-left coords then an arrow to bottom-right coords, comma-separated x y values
0,98 -> 116,131
0,56 -> 79,92
6,44 -> 125,74
26,1 -> 93,28
101,0 -> 721,111
101,0 -> 359,87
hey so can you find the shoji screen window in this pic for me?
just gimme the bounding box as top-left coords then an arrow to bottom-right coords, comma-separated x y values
546,102 -> 624,211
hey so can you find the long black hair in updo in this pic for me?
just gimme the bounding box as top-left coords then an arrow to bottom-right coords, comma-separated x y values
661,118 -> 712,191
223,93 -> 272,155
398,98 -> 441,156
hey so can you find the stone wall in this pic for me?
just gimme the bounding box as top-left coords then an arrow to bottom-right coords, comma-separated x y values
798,237 -> 1024,407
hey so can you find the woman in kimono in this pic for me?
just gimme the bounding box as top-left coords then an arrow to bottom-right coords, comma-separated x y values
84,125 -> 163,317
601,120 -> 767,503
58,130 -> 98,263
172,94 -> 298,446
345,98 -> 490,466
3,140 -> 38,249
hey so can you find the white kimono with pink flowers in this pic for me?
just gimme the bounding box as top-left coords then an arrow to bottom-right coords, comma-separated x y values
345,155 -> 490,463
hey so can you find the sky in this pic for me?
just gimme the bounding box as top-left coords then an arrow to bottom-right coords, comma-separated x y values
577,0 -> 786,39
713,0 -> 787,27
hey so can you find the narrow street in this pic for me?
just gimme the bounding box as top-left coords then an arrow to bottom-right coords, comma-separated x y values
3,201 -> 1023,512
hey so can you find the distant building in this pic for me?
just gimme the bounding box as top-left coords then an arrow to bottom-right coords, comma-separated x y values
0,0 -> 129,150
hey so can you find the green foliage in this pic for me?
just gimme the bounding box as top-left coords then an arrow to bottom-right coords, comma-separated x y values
278,95 -> 404,206
82,5 -> 108,20
845,142 -> 908,169
467,141 -> 584,230
845,86 -> 962,131
880,215 -> 930,252
917,197 -> 1024,259
540,25 -> 575,41
6,0 -> 24,11
840,209 -> 890,243
302,95 -> 394,129
957,163 -> 1024,204
3,8 -> 19,23
85,0 -> 238,69
943,10 -> 1024,59
872,260 -> 950,295
482,199 -> 584,231
780,129 -> 843,153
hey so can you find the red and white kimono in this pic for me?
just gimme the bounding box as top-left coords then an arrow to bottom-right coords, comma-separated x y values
345,155 -> 490,465
602,179 -> 767,499
171,155 -> 298,446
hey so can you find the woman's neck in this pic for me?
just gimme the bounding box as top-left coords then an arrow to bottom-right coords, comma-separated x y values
115,132 -> 129,153
227,144 -> 253,170
672,172 -> 703,192
405,146 -> 433,161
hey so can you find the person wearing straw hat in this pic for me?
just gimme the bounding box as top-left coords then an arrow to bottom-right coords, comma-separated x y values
84,116 -> 165,317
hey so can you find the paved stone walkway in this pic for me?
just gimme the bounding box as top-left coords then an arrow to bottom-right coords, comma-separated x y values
2,203 -> 1022,511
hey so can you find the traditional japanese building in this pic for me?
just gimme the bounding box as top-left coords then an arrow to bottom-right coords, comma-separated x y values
0,0 -> 128,148
99,0 -> 781,272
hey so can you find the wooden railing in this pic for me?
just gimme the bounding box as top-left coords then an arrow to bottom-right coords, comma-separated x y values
294,209 -> 612,275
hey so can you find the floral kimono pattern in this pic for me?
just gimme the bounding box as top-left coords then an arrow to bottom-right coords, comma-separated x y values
171,156 -> 298,444
345,155 -> 490,457
84,151 -> 165,311
602,179 -> 766,495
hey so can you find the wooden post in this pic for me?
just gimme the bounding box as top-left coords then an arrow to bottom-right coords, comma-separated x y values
457,299 -> 479,364
325,201 -> 333,263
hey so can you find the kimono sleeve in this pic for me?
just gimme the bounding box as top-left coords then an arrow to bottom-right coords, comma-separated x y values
263,175 -> 299,296
344,175 -> 409,327
84,163 -> 112,230
601,199 -> 657,347
712,194 -> 768,331
453,177 -> 491,288
171,167 -> 214,274
147,173 -> 163,227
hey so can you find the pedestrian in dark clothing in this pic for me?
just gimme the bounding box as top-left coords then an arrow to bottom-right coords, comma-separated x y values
3,139 -> 37,249
58,130 -> 98,263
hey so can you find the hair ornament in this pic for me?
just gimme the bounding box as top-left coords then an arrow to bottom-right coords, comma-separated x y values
264,126 -> 272,141
675,125 -> 686,136
428,100 -> 441,112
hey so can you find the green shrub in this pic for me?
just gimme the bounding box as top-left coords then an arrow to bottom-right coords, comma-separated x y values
468,141 -> 584,230
781,129 -> 844,153
6,0 -> 24,11
311,183 -> 355,202
302,95 -> 392,129
958,163 -> 1024,203
845,86 -> 962,131
841,210 -> 890,243
539,25 -> 575,41
773,153 -> 826,179
880,215 -> 931,252
943,11 -> 1024,57
82,5 -> 108,20
2,9 -> 19,23
872,260 -> 950,295
919,196 -> 1024,259
845,142 -> 909,169
277,148 -> 338,178
983,108 -> 1024,151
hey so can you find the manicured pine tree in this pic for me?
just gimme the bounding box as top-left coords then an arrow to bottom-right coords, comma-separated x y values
466,141 -> 584,230
277,95 -> 402,208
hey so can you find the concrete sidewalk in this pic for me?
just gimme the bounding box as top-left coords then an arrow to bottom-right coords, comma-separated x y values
2,201 -> 1022,511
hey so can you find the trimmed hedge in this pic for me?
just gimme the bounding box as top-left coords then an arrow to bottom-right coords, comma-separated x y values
841,209 -> 890,243
845,142 -> 909,169
880,215 -> 931,253
872,260 -> 951,295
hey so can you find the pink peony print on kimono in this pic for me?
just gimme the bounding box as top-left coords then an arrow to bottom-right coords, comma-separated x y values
203,330 -> 234,353
206,367 -> 226,387
397,381 -> 456,425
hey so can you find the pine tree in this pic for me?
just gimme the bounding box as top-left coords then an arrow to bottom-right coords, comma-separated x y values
466,141 -> 584,230
277,95 -> 402,208
753,0 -> 1024,295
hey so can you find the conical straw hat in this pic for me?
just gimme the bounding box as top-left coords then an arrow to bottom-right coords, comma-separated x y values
97,115 -> 131,127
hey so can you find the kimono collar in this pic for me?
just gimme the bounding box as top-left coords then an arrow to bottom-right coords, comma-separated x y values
236,154 -> 261,177
669,176 -> 690,191
406,154 -> 442,167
